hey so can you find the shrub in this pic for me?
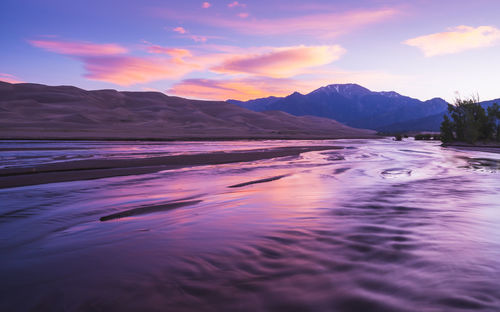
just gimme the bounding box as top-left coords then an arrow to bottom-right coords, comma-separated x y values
441,95 -> 500,143
415,134 -> 432,140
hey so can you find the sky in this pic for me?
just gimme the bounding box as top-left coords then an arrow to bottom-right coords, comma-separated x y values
1,0 -> 500,102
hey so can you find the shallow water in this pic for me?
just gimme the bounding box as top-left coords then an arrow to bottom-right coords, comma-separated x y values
1,139 -> 500,311
0,139 -> 327,168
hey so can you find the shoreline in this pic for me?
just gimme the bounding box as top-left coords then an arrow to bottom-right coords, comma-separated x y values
443,143 -> 500,154
0,135 -> 381,142
0,145 -> 341,189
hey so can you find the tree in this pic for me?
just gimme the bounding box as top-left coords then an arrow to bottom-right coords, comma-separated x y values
487,103 -> 500,141
440,115 -> 454,143
441,96 -> 499,144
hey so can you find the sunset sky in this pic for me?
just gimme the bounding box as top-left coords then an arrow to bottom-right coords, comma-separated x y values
2,0 -> 500,101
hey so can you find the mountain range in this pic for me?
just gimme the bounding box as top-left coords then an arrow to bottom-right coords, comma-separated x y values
229,83 -> 499,132
229,84 -> 450,132
376,97 -> 500,133
0,81 -> 376,140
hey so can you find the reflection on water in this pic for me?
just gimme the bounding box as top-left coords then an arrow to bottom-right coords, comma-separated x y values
460,157 -> 500,173
0,139 -> 331,168
1,139 -> 500,311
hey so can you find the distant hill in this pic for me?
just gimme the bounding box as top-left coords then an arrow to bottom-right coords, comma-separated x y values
377,112 -> 447,133
0,81 -> 376,140
377,99 -> 500,133
229,83 -> 449,132
480,99 -> 500,109
229,96 -> 281,111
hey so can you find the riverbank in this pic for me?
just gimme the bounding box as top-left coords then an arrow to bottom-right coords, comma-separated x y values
0,134 -> 381,141
0,145 -> 341,188
443,142 -> 500,154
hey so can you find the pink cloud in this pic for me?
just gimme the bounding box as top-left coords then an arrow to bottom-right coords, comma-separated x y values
202,2 -> 211,8
157,8 -> 397,38
168,76 -> 343,101
237,12 -> 249,18
29,39 -> 199,85
404,25 -> 500,57
228,1 -> 246,8
212,45 -> 345,78
0,73 -> 24,84
27,38 -> 352,87
173,26 -> 187,34
82,56 -> 198,85
147,45 -> 192,58
28,39 -> 127,56
170,26 -> 209,42
190,35 -> 207,43
169,77 -> 297,100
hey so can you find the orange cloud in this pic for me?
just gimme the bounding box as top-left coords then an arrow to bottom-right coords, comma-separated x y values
212,45 -> 345,78
83,56 -> 198,85
29,39 -> 198,85
404,25 -> 500,57
28,39 -> 127,56
142,87 -> 163,93
147,45 -> 192,58
167,76 -> 344,100
202,2 -> 211,8
168,78 -> 298,100
0,73 -> 24,84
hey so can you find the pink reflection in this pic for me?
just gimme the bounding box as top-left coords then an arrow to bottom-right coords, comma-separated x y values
2,139 -> 500,311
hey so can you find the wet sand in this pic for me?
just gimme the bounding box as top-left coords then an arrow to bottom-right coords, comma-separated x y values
100,199 -> 203,221
0,145 -> 341,189
228,174 -> 289,188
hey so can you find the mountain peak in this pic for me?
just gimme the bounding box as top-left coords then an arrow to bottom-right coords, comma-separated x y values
310,83 -> 372,98
288,91 -> 303,97
230,82 -> 450,132
378,91 -> 402,98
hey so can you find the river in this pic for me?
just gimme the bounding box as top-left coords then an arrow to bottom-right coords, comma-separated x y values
1,139 -> 499,311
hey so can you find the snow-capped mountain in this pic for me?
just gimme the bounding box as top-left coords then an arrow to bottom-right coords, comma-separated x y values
228,83 -> 449,131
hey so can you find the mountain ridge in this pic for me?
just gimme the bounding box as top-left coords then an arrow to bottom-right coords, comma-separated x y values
228,83 -> 450,132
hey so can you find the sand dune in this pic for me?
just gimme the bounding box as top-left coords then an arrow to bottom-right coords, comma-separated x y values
0,82 -> 377,140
